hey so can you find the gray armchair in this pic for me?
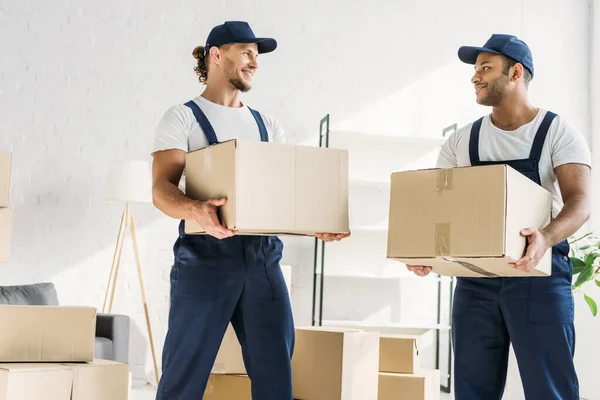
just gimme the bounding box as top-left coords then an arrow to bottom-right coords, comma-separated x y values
0,282 -> 130,363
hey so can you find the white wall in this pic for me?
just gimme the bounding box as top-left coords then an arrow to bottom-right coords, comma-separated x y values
0,0 -> 596,395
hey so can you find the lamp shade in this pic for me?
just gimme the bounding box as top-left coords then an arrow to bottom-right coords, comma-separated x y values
103,160 -> 152,203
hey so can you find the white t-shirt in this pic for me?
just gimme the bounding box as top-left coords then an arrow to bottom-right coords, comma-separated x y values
152,95 -> 285,153
437,109 -> 591,218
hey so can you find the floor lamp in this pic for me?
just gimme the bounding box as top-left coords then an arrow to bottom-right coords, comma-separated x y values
102,160 -> 159,385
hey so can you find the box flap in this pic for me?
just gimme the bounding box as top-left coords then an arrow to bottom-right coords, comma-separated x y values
236,141 -> 296,231
392,254 -> 551,277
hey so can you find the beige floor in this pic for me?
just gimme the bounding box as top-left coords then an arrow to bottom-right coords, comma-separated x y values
129,382 -> 455,400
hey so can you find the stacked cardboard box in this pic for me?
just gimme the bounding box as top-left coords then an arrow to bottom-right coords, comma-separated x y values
376,330 -> 440,400
0,152 -> 12,263
0,305 -> 129,400
387,164 -> 553,277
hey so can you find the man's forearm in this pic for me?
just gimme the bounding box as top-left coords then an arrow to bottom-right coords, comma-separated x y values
541,194 -> 590,247
152,180 -> 199,220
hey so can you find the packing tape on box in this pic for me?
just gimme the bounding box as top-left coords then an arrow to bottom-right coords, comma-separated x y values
436,169 -> 453,192
435,223 -> 451,256
440,257 -> 500,277
204,146 -> 212,172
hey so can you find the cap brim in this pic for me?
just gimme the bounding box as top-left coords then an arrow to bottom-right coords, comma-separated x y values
458,46 -> 502,64
236,37 -> 278,54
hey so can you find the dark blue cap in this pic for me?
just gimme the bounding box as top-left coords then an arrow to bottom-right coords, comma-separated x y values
205,21 -> 277,55
458,34 -> 534,78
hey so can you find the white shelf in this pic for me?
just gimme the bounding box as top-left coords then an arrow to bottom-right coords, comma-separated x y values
321,319 -> 452,331
351,223 -> 388,232
329,130 -> 447,149
349,178 -> 390,188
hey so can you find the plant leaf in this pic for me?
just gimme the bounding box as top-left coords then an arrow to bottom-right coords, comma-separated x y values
573,265 -> 594,288
571,257 -> 586,274
578,244 -> 594,251
596,280 -> 600,288
584,252 -> 600,266
584,294 -> 598,317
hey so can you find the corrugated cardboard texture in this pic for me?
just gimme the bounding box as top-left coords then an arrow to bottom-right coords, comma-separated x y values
388,165 -> 506,258
212,265 -> 292,375
184,140 -> 349,235
0,208 -> 13,263
0,360 -> 128,400
0,364 -> 74,400
504,165 -> 552,261
0,152 -> 11,208
292,328 -> 379,400
0,305 -> 96,362
69,359 -> 129,400
378,370 -> 440,400
379,334 -> 420,374
203,375 -> 251,400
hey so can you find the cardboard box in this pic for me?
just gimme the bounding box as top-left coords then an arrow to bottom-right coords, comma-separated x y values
0,305 -> 96,362
184,140 -> 349,236
379,334 -> 423,374
378,370 -> 441,400
0,359 -> 129,400
315,324 -> 432,374
203,374 -> 251,399
0,152 -> 10,208
212,264 -> 292,374
292,327 -> 379,400
387,164 -> 553,277
0,208 -> 12,263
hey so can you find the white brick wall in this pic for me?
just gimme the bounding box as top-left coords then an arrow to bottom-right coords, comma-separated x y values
0,0 -> 593,393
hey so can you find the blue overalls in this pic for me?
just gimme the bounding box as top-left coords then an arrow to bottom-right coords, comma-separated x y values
451,111 -> 579,399
156,101 -> 295,400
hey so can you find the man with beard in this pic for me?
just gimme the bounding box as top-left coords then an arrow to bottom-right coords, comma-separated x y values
406,34 -> 590,399
151,21 -> 349,399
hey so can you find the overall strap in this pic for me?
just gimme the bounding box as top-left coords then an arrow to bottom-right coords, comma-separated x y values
248,107 -> 269,142
184,100 -> 219,145
529,111 -> 557,161
468,117 -> 484,165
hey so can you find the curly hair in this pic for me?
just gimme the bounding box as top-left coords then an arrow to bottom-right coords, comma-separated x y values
192,46 -> 209,84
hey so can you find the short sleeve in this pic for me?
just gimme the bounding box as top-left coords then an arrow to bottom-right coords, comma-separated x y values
152,105 -> 190,153
550,116 -> 592,169
261,113 -> 286,144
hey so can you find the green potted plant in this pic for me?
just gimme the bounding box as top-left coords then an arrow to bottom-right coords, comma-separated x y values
569,231 -> 600,316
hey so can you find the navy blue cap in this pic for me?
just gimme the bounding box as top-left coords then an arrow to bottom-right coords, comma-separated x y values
205,21 -> 277,55
458,34 -> 534,78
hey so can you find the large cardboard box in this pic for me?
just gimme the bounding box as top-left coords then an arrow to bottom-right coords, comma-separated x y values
0,152 -> 10,208
0,208 -> 12,263
292,327 -> 379,400
0,305 -> 96,362
0,359 -> 129,400
378,370 -> 441,400
184,140 -> 349,235
387,164 -> 553,277
203,374 -> 251,399
212,264 -> 292,374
